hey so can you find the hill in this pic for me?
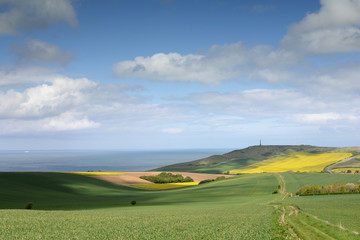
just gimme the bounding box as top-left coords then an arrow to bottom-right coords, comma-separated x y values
153,145 -> 343,173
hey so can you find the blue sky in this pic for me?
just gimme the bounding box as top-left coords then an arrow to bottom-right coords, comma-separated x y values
0,0 -> 360,150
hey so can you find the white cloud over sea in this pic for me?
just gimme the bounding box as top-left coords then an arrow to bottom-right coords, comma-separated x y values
1,0 -> 360,149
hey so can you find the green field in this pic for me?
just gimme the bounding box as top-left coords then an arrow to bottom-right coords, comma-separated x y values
0,172 -> 292,239
281,172 -> 360,193
1,171 -> 360,239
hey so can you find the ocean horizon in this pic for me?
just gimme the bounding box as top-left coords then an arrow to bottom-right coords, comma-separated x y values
0,149 -> 231,172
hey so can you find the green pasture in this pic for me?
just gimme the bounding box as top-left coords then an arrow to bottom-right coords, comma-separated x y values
1,171 -> 360,239
0,172 -> 292,239
281,172 -> 360,193
283,194 -> 360,235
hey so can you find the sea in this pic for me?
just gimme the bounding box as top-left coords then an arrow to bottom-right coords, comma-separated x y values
0,149 -> 230,172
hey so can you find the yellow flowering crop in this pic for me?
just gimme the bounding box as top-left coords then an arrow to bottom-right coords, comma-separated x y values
332,168 -> 360,173
64,172 -> 124,176
229,152 -> 352,174
127,182 -> 199,190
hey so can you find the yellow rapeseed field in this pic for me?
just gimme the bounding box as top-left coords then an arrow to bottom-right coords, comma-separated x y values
229,152 -> 352,174
332,168 -> 360,173
64,172 -> 124,176
127,182 -> 200,190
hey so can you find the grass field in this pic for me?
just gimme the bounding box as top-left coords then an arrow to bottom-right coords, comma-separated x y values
229,152 -> 352,174
0,172 -> 293,239
1,170 -> 360,239
281,172 -> 360,193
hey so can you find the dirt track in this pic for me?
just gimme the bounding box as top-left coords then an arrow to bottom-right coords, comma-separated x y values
91,171 -> 230,185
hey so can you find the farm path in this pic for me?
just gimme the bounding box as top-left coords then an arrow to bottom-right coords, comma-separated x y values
275,173 -> 359,240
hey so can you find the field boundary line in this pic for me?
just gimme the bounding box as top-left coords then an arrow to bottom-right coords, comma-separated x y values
303,211 -> 360,236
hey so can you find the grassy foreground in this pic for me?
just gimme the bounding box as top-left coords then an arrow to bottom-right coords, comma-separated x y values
0,172 -> 291,239
1,172 -> 360,239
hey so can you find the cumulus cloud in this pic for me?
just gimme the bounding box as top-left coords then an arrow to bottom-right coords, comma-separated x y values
44,112 -> 100,131
0,0 -> 77,35
13,39 -> 74,66
174,87 -> 360,131
0,72 -> 195,134
113,42 -> 297,84
0,66 -> 58,87
0,77 -> 96,119
281,0 -> 360,53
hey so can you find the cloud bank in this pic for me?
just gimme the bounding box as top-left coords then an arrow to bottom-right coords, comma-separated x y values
13,39 -> 74,66
282,0 -> 360,53
0,0 -> 77,35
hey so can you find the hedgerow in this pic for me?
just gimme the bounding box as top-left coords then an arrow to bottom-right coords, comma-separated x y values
140,172 -> 194,183
296,183 -> 360,196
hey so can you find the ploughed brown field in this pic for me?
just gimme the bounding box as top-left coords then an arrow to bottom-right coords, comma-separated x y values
91,172 -> 230,185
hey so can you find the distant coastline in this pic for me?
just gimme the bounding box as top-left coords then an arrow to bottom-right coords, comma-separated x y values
0,149 -> 230,172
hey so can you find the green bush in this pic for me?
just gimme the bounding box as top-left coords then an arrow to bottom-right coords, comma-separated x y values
25,202 -> 33,209
215,176 -> 226,181
272,189 -> 278,194
130,200 -> 136,206
140,172 -> 194,183
199,176 -> 226,184
199,179 -> 214,184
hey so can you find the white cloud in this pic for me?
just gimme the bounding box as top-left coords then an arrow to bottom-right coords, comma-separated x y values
44,112 -> 100,131
0,72 -> 196,134
0,66 -> 58,87
0,77 -> 96,119
282,0 -> 360,53
112,42 -> 297,84
294,62 -> 360,98
0,76 -> 101,132
13,39 -> 74,66
292,113 -> 360,125
186,89 -> 317,117
0,0 -> 77,35
161,128 -> 184,134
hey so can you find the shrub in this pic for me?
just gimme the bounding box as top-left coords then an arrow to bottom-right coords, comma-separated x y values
272,189 -> 278,194
296,183 -> 360,196
215,176 -> 226,181
25,202 -> 33,209
130,200 -> 136,206
140,172 -> 194,183
199,179 -> 214,184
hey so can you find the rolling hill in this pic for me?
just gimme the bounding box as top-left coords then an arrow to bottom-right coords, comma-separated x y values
153,145 -> 358,173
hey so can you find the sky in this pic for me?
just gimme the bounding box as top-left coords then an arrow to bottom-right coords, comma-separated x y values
0,0 -> 360,150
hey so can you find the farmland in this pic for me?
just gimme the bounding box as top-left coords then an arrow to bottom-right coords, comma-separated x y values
1,145 -> 360,239
229,152 -> 352,174
0,172 -> 292,239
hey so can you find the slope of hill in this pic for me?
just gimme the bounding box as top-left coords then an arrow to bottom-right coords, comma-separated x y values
153,145 -> 340,173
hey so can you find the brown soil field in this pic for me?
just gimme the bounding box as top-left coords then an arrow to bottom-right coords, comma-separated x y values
91,171 -> 230,185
